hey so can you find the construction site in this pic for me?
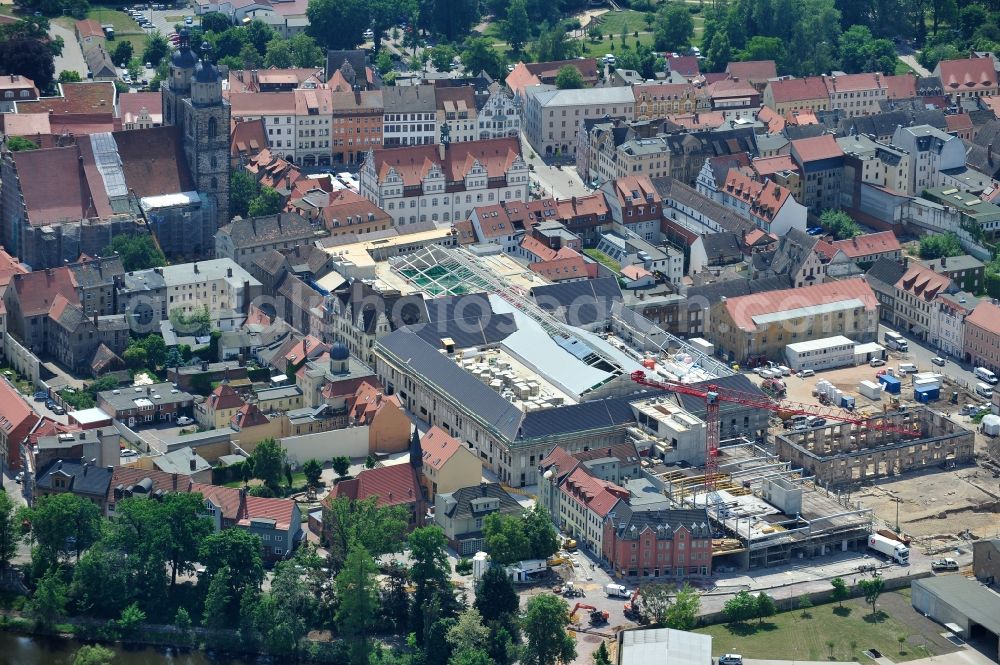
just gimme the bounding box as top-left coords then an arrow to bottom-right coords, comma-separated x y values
645,439 -> 875,570
773,407 -> 975,486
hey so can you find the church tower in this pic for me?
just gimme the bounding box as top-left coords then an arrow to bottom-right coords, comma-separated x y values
162,31 -> 231,231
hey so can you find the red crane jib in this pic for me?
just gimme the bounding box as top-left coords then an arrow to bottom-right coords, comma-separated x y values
629,370 -> 920,489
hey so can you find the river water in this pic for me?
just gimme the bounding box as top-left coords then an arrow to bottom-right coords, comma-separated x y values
0,632 -> 255,665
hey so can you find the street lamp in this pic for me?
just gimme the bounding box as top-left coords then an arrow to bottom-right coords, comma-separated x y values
892,496 -> 901,533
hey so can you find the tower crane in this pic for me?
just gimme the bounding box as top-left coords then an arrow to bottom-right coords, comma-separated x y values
630,370 -> 921,491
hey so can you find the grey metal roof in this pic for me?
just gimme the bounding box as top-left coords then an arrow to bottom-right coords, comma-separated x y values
530,277 -> 623,327
866,257 -> 908,287
220,212 -> 315,249
440,482 -> 522,520
912,575 -> 1000,635
919,255 -> 985,273
377,328 -> 524,440
36,460 -> 114,498
382,84 -> 437,113
607,503 -> 712,540
528,85 -> 635,107
518,392 -> 648,441
98,382 -> 193,412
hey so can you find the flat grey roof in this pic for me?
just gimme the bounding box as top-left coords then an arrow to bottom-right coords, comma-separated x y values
620,627 -> 712,665
913,574 -> 1000,635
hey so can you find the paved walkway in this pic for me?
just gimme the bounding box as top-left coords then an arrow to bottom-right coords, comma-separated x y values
898,53 -> 931,77
50,21 -> 87,78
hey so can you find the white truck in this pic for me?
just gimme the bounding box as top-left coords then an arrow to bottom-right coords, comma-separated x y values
868,533 -> 909,564
506,559 -> 548,583
884,331 -> 909,352
605,583 -> 631,598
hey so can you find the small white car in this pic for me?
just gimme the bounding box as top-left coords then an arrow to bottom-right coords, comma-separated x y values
176,416 -> 194,426
870,358 -> 886,367
798,369 -> 815,378
120,449 -> 139,459
931,356 -> 946,366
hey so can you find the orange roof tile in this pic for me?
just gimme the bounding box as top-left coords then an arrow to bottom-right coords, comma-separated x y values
825,231 -> 900,259
372,138 -> 522,187
721,168 -> 791,222
333,464 -> 421,508
895,264 -> 952,302
967,300 -> 1000,333
937,58 -> 997,92
767,77 -> 829,104
420,426 -> 464,471
722,278 -> 878,332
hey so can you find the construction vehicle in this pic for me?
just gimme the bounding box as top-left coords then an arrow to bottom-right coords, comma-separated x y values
562,538 -> 578,552
623,588 -> 643,622
569,602 -> 609,626
547,555 -> 570,567
562,581 -> 584,597
630,371 -> 921,490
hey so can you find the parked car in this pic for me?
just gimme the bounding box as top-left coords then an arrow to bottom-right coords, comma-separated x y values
33,391 -> 48,402
185,15 -> 193,24
120,449 -> 139,459
45,399 -> 57,410
14,472 -> 24,484
719,655 -> 743,665
176,416 -> 194,426
869,358 -> 886,367
798,368 -> 815,378
52,405 -> 65,415
931,356 -> 946,366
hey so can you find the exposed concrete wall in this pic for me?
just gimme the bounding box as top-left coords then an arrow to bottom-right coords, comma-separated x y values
775,407 -> 974,486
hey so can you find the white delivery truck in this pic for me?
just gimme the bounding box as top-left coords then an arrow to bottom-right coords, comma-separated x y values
506,559 -> 548,583
868,533 -> 909,564
605,583 -> 630,598
884,331 -> 909,352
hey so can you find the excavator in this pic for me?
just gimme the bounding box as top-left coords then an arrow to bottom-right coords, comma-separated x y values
569,602 -> 609,626
623,588 -> 643,622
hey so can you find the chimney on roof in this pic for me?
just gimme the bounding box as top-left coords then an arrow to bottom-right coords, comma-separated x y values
106,466 -> 113,472
193,263 -> 199,274
941,256 -> 947,267
438,142 -> 446,161
990,144 -> 994,166
190,457 -> 196,472
146,386 -> 151,396
480,482 -> 488,496
227,267 -> 233,278
201,360 -> 209,371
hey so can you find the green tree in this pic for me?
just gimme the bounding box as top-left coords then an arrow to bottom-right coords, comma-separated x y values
502,0 -> 530,53
143,33 -> 170,67
200,528 -> 264,619
287,33 -> 323,66
737,35 -> 785,65
409,526 -> 458,643
858,575 -> 884,620
555,65 -> 585,89
169,306 -> 212,337
959,4 -> 987,41
376,50 -> 393,74
160,492 -> 213,588
107,498 -> 170,610
6,136 -> 38,151
337,545 -> 379,665
239,43 -> 263,68
23,493 -> 102,563
483,512 -> 530,565
0,491 -> 20,569
474,564 -> 519,623
117,602 -> 147,632
175,606 -> 192,631
723,590 -> 756,624
831,576 -> 849,607
246,548 -> 322,655
73,645 -> 115,665
447,607 -> 490,659
654,3 -> 694,52
230,170 -> 259,219
112,40 -> 134,67
0,38 -> 56,91
522,593 -> 576,665
451,649 -> 492,665
247,186 -> 283,217
588,24 -> 602,43
919,232 -> 962,260
704,30 -> 733,73
249,438 -> 287,489
58,70 -> 82,82
322,495 -> 409,570
532,22 -> 579,62
819,209 -> 862,240
29,568 -> 68,628
754,591 -> 777,624
306,0 -> 369,50
365,454 -> 377,469
202,565 -> 233,628
524,504 -> 559,559
838,24 -> 896,74
640,583 -> 673,625
665,583 -> 700,630
430,45 -> 458,72
461,37 -> 505,79
302,459 -> 323,486
264,36 -> 293,67
123,345 -> 148,369
331,455 -> 351,478
594,641 -> 612,665
102,234 -> 166,271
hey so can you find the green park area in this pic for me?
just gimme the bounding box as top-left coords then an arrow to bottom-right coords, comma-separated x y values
695,590 -> 952,663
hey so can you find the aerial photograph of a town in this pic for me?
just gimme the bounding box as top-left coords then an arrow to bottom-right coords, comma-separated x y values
1,0 -> 1000,662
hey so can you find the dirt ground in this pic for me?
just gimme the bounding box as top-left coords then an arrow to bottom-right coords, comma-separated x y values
850,466 -> 1000,550
746,366 -> 1000,552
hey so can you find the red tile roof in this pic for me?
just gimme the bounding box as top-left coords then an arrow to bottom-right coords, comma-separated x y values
0,247 -> 27,289
529,254 -> 595,281
349,381 -> 402,425
11,267 -> 80,317
420,426 -> 464,471
192,482 -> 243,519
945,113 -> 973,134
767,77 -> 829,104
334,463 -> 421,508
883,73 -> 917,100
561,467 -> 629,518
967,300 -> 1000,334
231,118 -> 267,159
113,126 -> 195,198
209,383 -> 244,410
667,55 -> 700,78
0,378 -> 39,439
118,91 -> 162,121
613,175 -> 661,207
0,112 -> 50,137
722,277 -> 878,332
555,193 -> 609,219
372,138 -> 522,186
18,81 -> 117,115
820,231 -> 900,259
721,169 -> 791,222
726,60 -> 777,84
752,155 -> 798,177
757,106 -> 786,133
791,134 -> 844,163
666,111 -> 726,130
107,466 -> 188,504
232,403 -> 270,429
620,264 -> 652,280
824,73 -> 886,94
11,145 -> 112,225
242,494 -> 296,530
937,58 -> 997,93
895,263 -> 952,302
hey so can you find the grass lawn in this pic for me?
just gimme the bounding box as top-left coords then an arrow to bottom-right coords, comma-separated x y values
695,594 -> 938,663
85,7 -> 143,33
593,9 -> 653,36
580,32 -> 655,58
895,59 -> 915,75
584,248 -> 621,272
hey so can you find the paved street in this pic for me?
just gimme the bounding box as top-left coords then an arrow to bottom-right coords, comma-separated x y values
879,323 -> 978,389
897,53 -> 931,77
520,132 -> 593,200
50,21 -> 88,78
